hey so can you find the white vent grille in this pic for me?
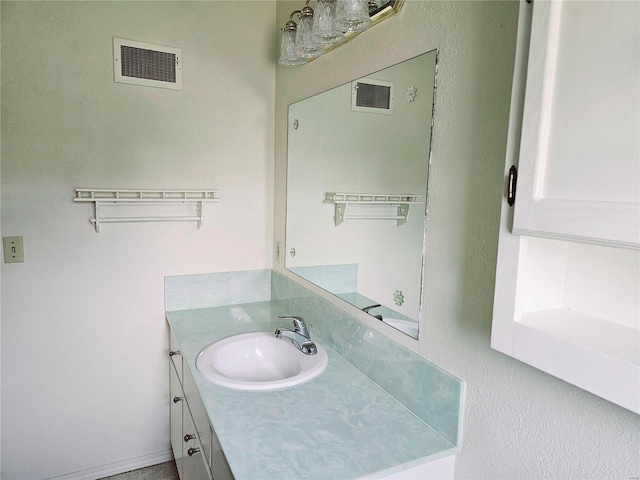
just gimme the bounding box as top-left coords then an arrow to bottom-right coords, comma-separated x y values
352,78 -> 394,114
113,38 -> 182,91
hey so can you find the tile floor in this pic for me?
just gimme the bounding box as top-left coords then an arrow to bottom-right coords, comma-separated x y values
101,461 -> 179,480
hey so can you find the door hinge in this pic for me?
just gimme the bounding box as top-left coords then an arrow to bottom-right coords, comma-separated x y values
507,165 -> 518,206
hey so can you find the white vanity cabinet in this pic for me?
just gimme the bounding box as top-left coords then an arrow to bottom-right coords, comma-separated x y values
169,351 -> 212,480
492,0 -> 639,414
169,326 -> 234,480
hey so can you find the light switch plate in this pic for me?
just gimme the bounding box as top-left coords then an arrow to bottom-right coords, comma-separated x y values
3,236 -> 24,263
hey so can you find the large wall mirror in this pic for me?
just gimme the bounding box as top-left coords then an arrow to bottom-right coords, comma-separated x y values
285,50 -> 438,339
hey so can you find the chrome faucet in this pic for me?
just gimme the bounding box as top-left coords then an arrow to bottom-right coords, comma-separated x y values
274,315 -> 318,355
362,304 -> 383,321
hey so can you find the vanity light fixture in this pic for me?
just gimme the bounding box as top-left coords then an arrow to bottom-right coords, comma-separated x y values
296,1 -> 326,59
278,10 -> 308,67
311,0 -> 346,46
334,0 -> 372,33
280,0 -> 389,67
279,0 -> 403,67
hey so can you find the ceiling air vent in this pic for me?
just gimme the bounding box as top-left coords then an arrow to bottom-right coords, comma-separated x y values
351,78 -> 394,115
113,38 -> 182,91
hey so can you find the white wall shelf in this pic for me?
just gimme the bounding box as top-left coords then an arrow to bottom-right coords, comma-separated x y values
325,192 -> 421,226
74,189 -> 220,232
512,306 -> 639,413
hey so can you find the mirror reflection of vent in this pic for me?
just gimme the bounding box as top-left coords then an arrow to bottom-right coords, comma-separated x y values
351,78 -> 394,114
113,38 -> 182,91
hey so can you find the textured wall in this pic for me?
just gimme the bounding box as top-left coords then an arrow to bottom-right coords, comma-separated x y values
274,1 -> 640,478
1,2 -> 275,478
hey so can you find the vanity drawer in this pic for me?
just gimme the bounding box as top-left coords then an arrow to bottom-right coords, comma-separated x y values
183,365 -> 234,479
183,365 -> 212,469
183,399 -> 213,480
169,326 -> 183,383
170,362 -> 185,476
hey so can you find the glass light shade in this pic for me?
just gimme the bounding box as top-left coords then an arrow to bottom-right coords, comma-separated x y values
334,0 -> 372,33
278,28 -> 307,67
295,12 -> 325,59
311,0 -> 346,46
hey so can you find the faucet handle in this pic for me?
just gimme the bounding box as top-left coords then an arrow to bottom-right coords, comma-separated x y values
362,304 -> 381,313
278,315 -> 310,337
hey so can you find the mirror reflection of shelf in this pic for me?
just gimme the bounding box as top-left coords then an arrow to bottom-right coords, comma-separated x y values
325,192 -> 422,226
74,189 -> 220,233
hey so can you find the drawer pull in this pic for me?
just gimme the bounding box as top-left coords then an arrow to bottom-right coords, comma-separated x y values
169,350 -> 181,357
184,433 -> 196,442
187,447 -> 200,456
173,396 -> 183,403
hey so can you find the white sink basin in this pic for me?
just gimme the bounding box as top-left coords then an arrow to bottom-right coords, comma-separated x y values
196,332 -> 328,391
383,317 -> 419,339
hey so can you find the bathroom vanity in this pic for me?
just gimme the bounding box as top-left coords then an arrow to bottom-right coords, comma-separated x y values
165,270 -> 464,480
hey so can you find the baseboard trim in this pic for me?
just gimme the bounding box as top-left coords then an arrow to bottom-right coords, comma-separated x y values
46,449 -> 174,480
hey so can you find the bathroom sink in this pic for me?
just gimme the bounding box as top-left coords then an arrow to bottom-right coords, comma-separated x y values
195,332 -> 328,390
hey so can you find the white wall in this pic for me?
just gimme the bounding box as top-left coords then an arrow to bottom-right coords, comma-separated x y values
1,2 -> 275,478
274,1 -> 640,478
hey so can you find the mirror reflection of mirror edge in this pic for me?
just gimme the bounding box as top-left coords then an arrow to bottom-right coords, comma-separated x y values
284,49 -> 439,342
417,49 -> 439,342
